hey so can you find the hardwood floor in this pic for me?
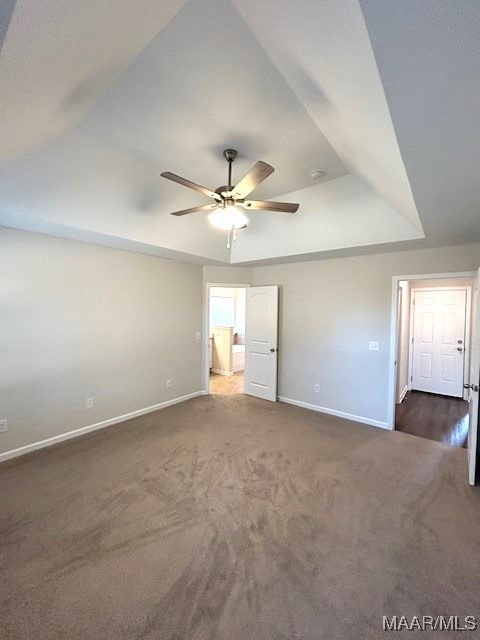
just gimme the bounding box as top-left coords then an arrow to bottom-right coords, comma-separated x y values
395,390 -> 469,448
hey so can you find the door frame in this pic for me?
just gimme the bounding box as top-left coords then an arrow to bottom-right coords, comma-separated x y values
203,282 -> 250,394
407,286 -> 472,398
387,271 -> 476,431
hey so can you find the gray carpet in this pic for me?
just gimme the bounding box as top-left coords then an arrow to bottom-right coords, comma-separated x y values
1,394 -> 480,639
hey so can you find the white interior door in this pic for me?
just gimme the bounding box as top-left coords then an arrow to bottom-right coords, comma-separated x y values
467,269 -> 480,485
245,286 -> 278,401
411,289 -> 467,397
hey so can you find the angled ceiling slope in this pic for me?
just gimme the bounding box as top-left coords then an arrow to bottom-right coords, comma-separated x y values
0,0 -> 432,264
359,0 -> 480,248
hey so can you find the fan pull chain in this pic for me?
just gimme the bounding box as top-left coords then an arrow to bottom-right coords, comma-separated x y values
233,228 -> 237,243
227,229 -> 231,249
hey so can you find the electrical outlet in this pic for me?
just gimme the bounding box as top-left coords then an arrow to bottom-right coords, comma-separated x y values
86,397 -> 95,409
369,341 -> 379,352
0,419 -> 8,433
314,384 -> 320,393
166,379 -> 172,389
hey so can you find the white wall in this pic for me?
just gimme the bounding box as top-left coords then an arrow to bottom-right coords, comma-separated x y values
234,288 -> 246,335
0,228 -> 203,456
411,277 -> 474,289
252,244 -> 480,426
203,266 -> 253,287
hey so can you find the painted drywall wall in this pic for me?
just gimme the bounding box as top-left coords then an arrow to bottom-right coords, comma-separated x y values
411,278 -> 474,289
234,288 -> 246,335
0,227 -> 203,454
203,266 -> 253,287
252,243 -> 480,426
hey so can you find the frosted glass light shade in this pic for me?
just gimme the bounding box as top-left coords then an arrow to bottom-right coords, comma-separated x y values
208,205 -> 248,230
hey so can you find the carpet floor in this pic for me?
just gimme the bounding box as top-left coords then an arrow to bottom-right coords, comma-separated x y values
1,394 -> 480,640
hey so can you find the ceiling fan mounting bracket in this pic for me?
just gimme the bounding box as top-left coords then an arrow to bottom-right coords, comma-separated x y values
223,148 -> 238,163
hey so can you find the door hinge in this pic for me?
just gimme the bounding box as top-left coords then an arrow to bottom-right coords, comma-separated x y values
411,337 -> 414,344
410,375 -> 413,382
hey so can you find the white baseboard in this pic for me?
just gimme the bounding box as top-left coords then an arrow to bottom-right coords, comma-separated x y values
211,368 -> 233,376
278,396 -> 391,430
0,391 -> 206,464
397,385 -> 409,404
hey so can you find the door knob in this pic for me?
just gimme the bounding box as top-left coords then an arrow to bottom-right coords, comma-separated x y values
464,383 -> 479,392
457,347 -> 463,352
270,347 -> 277,353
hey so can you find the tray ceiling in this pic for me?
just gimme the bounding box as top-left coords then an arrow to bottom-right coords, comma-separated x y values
1,0 -> 478,264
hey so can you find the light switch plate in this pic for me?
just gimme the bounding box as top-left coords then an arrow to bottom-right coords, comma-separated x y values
369,341 -> 379,351
195,331 -> 201,340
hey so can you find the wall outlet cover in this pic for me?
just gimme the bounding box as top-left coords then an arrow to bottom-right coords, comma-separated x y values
86,397 -> 95,409
369,341 -> 380,351
166,379 -> 172,389
0,419 -> 7,433
314,384 -> 320,393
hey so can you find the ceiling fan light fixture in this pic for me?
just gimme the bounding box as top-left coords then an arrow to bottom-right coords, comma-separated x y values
208,204 -> 249,231
162,148 -> 299,234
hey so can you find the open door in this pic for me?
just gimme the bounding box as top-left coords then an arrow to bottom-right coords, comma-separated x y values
467,268 -> 480,485
245,286 -> 278,401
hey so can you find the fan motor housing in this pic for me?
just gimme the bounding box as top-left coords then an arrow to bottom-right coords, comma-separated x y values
214,187 -> 244,205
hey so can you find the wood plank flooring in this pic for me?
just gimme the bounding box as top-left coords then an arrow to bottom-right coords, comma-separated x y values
395,390 -> 469,447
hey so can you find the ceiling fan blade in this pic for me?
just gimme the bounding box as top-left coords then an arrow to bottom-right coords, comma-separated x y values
170,204 -> 217,216
161,172 -> 221,201
241,200 -> 299,213
232,161 -> 274,199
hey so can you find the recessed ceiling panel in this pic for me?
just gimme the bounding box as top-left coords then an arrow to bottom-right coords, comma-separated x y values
79,0 -> 347,209
0,0 -> 186,164
6,0 -> 477,265
230,175 -> 423,264
0,131 -> 231,263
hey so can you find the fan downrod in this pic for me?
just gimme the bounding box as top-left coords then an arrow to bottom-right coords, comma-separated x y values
223,149 -> 237,189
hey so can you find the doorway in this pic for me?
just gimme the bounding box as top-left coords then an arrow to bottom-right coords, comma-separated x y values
207,286 -> 247,395
391,275 -> 474,447
204,284 -> 280,400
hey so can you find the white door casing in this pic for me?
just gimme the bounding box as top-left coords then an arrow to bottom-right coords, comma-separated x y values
244,286 -> 278,402
411,289 -> 467,397
467,269 -> 480,486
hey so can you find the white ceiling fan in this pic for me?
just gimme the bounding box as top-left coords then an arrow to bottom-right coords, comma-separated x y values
161,149 -> 299,246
